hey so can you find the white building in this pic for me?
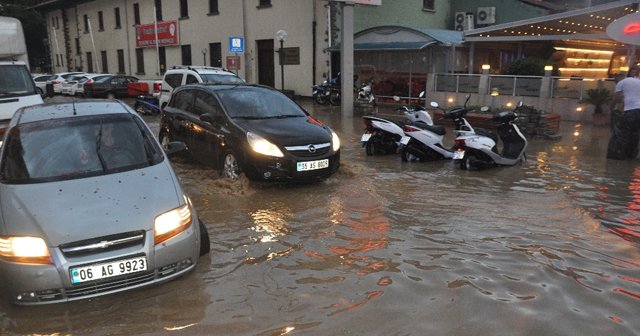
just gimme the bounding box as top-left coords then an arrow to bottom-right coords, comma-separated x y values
35,0 -> 333,96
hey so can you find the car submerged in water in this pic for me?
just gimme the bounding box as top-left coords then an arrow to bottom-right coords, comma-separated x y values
0,100 -> 210,305
159,84 -> 341,182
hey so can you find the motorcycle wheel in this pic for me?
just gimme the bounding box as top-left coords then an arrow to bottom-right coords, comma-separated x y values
329,92 -> 341,106
460,153 -> 479,170
401,147 -> 421,162
314,93 -> 328,105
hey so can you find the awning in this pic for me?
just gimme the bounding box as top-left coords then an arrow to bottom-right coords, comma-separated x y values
326,26 -> 463,52
327,41 -> 436,52
464,0 -> 638,48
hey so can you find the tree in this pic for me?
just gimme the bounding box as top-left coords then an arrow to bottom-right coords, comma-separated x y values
0,2 -> 48,71
506,58 -> 546,76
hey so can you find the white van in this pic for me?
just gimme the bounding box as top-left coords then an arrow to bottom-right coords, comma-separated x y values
0,16 -> 43,135
159,66 -> 244,108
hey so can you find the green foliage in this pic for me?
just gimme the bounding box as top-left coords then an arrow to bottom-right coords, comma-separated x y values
578,87 -> 612,114
506,58 -> 546,76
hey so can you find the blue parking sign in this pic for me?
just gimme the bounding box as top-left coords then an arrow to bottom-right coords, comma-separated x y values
229,37 -> 244,53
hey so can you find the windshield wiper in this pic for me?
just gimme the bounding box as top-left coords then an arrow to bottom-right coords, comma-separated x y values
233,115 -> 271,119
273,114 -> 303,119
95,122 -> 107,170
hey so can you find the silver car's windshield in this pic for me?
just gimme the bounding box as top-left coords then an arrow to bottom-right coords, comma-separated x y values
0,114 -> 163,183
217,87 -> 307,119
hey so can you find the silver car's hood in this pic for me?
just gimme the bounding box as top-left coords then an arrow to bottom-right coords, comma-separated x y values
0,163 -> 182,246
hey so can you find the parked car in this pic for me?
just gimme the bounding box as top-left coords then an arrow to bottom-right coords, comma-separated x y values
32,73 -> 52,95
72,73 -> 111,97
159,84 -> 341,182
46,72 -> 85,95
84,75 -> 139,98
159,66 -> 244,108
0,100 -> 210,305
60,74 -> 89,96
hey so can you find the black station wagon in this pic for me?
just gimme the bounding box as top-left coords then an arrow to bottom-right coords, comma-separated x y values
159,84 -> 341,182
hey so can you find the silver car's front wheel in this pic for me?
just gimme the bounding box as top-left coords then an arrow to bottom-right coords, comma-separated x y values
223,152 -> 241,180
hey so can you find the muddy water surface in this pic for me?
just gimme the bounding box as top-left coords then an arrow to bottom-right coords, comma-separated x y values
1,101 -> 639,335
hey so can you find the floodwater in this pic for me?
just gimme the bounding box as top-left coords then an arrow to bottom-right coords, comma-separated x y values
1,99 -> 639,335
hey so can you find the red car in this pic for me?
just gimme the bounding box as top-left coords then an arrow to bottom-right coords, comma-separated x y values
83,75 -> 139,99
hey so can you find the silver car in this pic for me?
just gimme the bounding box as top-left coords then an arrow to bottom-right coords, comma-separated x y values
0,100 -> 210,305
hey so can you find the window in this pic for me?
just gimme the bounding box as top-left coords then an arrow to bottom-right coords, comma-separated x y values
98,11 -> 104,31
87,52 -> 94,73
423,0 -> 434,10
83,14 -> 89,32
159,47 -> 166,74
163,74 -> 182,90
133,3 -> 141,25
171,90 -> 194,111
136,48 -> 145,74
114,7 -> 121,29
180,0 -> 189,18
101,51 -> 108,73
181,45 -> 192,66
209,0 -> 219,14
185,74 -> 198,84
75,38 -> 81,55
209,43 -> 221,67
117,50 -> 125,73
258,0 -> 272,8
155,0 -> 163,21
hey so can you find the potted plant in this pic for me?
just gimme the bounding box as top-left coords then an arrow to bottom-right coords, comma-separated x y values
579,87 -> 612,125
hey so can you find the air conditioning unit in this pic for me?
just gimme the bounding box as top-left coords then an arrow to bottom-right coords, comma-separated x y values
465,13 -> 475,30
454,11 -> 466,31
477,7 -> 496,25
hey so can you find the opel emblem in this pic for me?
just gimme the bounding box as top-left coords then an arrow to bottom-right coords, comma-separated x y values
307,145 -> 316,153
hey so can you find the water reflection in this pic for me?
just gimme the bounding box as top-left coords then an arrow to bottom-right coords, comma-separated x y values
249,205 -> 291,243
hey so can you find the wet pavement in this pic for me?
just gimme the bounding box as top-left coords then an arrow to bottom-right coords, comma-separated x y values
1,96 -> 639,335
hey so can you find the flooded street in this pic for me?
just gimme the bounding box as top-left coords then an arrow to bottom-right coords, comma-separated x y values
1,99 -> 639,335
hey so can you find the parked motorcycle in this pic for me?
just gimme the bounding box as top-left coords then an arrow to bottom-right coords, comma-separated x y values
361,113 -> 406,155
312,81 -> 331,105
399,95 -> 472,162
452,102 -> 528,170
355,80 -> 376,106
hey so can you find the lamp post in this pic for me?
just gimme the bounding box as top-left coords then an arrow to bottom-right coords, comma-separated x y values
202,48 -> 208,66
276,29 -> 287,92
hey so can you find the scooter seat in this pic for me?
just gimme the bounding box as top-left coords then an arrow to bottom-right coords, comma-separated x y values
474,127 -> 498,143
414,121 -> 446,135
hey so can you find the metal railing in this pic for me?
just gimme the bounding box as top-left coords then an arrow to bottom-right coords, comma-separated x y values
434,73 -> 616,99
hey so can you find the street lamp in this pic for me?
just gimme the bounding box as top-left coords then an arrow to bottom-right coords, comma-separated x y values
202,48 -> 208,66
276,29 -> 288,91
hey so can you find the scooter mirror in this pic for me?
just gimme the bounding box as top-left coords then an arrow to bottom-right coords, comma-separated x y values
430,101 -> 439,108
419,91 -> 425,98
480,106 -> 489,112
393,96 -> 400,102
517,101 -> 523,107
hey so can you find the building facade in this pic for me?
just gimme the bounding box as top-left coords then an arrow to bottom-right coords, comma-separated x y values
37,0 -> 333,96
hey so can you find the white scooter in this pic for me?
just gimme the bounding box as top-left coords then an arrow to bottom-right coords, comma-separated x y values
361,114 -> 406,155
399,95 -> 474,162
452,102 -> 528,170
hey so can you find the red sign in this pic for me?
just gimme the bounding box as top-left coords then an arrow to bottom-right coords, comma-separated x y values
607,13 -> 640,46
226,56 -> 241,70
135,21 -> 179,48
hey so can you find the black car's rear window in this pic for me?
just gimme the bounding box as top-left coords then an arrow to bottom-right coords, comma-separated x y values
216,87 -> 307,119
0,114 -> 164,184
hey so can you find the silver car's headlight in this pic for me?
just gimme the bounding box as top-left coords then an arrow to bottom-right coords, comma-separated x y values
154,203 -> 192,244
0,236 -> 52,264
247,132 -> 284,157
331,130 -> 341,152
